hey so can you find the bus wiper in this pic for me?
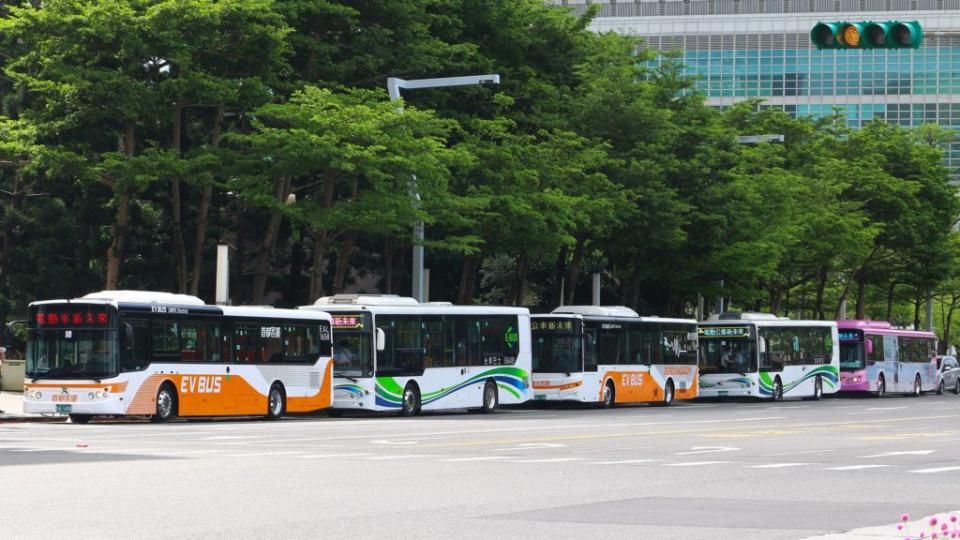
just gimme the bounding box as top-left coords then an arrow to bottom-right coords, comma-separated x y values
340,376 -> 358,382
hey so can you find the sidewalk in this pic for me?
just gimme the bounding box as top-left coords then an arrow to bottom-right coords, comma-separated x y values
0,391 -> 63,422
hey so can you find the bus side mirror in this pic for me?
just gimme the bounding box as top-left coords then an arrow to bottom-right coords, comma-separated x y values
865,339 -> 874,354
376,328 -> 386,352
758,337 -> 766,354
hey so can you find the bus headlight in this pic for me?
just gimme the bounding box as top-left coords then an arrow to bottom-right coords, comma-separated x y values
88,392 -> 96,399
96,391 -> 107,399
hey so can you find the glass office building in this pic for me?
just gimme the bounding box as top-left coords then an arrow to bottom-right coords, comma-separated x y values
551,1 -> 960,179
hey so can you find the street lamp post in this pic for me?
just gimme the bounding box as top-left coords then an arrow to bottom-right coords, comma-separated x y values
386,74 -> 500,303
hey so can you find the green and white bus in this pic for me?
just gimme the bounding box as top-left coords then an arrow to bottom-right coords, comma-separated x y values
698,313 -> 840,401
299,295 -> 531,415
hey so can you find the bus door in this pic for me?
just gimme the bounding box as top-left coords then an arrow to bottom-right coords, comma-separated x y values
583,325 -> 600,397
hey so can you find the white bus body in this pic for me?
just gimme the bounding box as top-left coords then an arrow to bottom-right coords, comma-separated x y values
300,295 -> 531,415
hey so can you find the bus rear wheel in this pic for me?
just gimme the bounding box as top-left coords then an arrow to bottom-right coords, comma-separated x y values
400,383 -> 421,417
151,383 -> 178,423
805,376 -> 823,401
481,381 -> 498,414
68,414 -> 92,424
911,375 -> 922,397
601,380 -> 615,409
876,375 -> 886,398
266,383 -> 286,420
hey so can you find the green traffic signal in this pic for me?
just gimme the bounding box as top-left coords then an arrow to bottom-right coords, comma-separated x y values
811,20 -> 923,49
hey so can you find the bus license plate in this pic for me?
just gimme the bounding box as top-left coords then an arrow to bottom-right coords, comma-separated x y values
55,404 -> 72,413
718,391 -> 728,397
534,394 -> 546,401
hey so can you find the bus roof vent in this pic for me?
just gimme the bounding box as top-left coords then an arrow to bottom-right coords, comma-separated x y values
313,294 -> 420,306
552,305 -> 639,318
81,290 -> 206,306
718,311 -> 786,321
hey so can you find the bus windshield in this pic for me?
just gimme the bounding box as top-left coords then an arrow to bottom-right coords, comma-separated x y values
699,339 -> 756,374
333,332 -> 373,378
533,331 -> 582,373
27,329 -> 118,379
839,342 -> 864,370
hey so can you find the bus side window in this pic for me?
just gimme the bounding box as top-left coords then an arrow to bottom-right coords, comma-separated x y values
204,323 -> 221,362
233,325 -> 258,364
152,321 -> 180,363
121,319 -> 149,371
583,328 -> 598,372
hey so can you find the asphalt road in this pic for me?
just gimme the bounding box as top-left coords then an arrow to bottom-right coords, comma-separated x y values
3,394 -> 960,540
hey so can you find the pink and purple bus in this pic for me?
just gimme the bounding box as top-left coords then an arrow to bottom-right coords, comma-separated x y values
838,320 -> 937,397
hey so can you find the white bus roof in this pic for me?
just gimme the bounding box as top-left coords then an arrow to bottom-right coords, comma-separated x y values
530,312 -> 697,324
221,305 -> 331,321
701,318 -> 836,328
301,302 -> 528,316
552,305 -> 639,317
84,290 -> 206,305
313,294 -> 420,306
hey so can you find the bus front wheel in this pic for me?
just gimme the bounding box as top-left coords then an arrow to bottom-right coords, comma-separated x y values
151,383 -> 178,423
266,383 -> 286,420
658,380 -> 675,406
400,383 -> 421,417
601,380 -> 615,409
876,375 -> 886,398
805,376 -> 823,401
911,375 -> 922,397
770,378 -> 783,401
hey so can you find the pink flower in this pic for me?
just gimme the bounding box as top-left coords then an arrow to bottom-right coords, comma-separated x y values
932,518 -> 940,526
944,524 -> 950,531
953,516 -> 958,523
903,514 -> 912,522
898,524 -> 904,531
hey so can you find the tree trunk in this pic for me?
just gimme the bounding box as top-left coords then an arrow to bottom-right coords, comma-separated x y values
813,266 -> 828,320
251,176 -> 291,304
625,255 -> 642,308
332,231 -> 357,293
189,106 -> 224,296
170,102 -> 188,292
854,268 -> 867,320
105,122 -> 136,290
383,237 -> 394,294
552,245 -> 568,307
512,252 -> 529,307
885,280 -> 899,322
308,230 -> 331,301
565,236 -> 587,306
458,254 -> 480,304
914,297 -> 922,330
769,287 -> 784,316
285,240 -> 304,307
944,296 -> 958,354
307,174 -> 338,301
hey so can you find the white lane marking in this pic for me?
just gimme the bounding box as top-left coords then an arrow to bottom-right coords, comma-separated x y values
675,446 -> 739,456
505,458 -> 582,464
575,446 -> 649,454
591,459 -> 660,465
748,463 -> 810,469
371,440 -> 421,446
145,449 -> 225,456
203,435 -> 269,440
864,450 -> 936,458
223,451 -> 303,458
493,443 -> 567,452
666,461 -> 731,467
363,454 -> 437,460
910,466 -> 960,474
867,407 -> 907,411
296,453 -> 372,459
825,464 -> 892,470
764,449 -> 835,457
628,416 -> 786,427
440,456 -> 510,462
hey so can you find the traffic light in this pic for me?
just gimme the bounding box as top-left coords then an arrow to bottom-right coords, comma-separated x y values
811,20 -> 923,49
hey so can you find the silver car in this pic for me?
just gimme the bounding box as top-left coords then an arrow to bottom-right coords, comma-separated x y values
935,356 -> 960,395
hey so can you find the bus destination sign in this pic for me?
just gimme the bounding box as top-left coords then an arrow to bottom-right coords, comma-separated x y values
331,314 -> 366,330
698,326 -> 749,339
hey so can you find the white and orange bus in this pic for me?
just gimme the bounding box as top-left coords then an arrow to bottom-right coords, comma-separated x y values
23,290 -> 334,423
531,306 -> 699,407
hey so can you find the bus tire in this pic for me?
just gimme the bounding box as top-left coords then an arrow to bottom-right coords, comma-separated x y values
266,383 -> 286,420
481,380 -> 498,414
876,375 -> 886,398
771,378 -> 783,401
601,380 -> 615,409
911,375 -> 922,397
658,379 -> 675,406
400,383 -> 421,417
151,383 -> 178,423
68,414 -> 92,424
806,376 -> 823,401
938,380 -> 945,396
